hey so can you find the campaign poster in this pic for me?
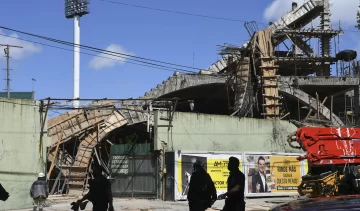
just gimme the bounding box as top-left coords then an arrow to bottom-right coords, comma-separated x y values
178,154 -> 207,198
269,156 -> 301,192
246,154 -> 301,194
247,155 -> 272,193
207,157 -> 242,191
175,152 -> 242,200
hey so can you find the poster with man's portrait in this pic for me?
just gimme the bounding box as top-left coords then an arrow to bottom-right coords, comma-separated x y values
247,155 -> 273,193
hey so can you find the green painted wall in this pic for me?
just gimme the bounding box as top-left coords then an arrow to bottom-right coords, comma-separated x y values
0,92 -> 34,100
0,98 -> 48,210
154,111 -> 301,153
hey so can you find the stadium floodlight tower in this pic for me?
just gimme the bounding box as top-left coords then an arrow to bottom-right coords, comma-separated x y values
65,0 -> 89,108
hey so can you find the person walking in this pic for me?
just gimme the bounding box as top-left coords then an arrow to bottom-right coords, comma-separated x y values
187,160 -> 217,211
76,163 -> 114,211
218,157 -> 245,211
30,172 -> 49,211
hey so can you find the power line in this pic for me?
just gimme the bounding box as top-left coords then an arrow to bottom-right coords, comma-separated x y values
0,33 -> 197,74
99,0 -> 261,23
0,26 -> 204,72
0,33 -> 229,81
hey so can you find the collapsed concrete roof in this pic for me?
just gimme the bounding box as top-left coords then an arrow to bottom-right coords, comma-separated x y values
143,72 -> 360,126
207,0 -> 326,73
46,0 -> 354,193
47,102 -> 147,191
47,0 -> 333,155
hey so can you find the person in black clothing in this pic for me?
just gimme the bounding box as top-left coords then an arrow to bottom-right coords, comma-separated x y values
251,156 -> 268,193
30,173 -> 49,211
218,157 -> 245,211
0,183 -> 9,201
76,164 -> 114,211
187,160 -> 217,211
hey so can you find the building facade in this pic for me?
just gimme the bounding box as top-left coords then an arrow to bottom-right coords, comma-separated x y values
0,98 -> 48,210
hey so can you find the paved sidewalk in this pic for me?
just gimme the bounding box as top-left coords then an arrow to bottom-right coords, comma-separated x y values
11,196 -> 296,211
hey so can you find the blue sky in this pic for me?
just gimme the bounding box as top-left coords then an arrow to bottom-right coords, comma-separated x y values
0,0 -> 359,101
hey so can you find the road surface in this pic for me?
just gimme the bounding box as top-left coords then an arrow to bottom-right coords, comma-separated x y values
11,196 -> 297,211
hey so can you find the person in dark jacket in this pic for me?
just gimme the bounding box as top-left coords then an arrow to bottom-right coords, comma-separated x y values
30,172 -> 49,211
76,163 -> 114,211
218,157 -> 245,211
0,183 -> 9,201
187,160 -> 217,211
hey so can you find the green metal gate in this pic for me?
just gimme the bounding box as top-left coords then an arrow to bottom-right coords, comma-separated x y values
109,143 -> 158,198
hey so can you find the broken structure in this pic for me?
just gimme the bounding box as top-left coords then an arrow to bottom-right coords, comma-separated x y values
45,0 -> 360,197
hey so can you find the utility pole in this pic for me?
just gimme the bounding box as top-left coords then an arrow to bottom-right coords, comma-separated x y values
32,78 -> 36,92
1,44 -> 23,98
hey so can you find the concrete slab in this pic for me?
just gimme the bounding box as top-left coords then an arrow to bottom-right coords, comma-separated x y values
280,76 -> 359,87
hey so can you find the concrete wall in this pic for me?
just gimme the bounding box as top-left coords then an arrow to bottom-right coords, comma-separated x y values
154,111 -> 300,153
0,98 -> 48,210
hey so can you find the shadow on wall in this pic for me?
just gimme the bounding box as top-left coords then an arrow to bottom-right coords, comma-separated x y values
0,183 -> 9,201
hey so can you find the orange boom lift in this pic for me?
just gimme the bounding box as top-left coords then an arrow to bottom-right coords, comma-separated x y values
289,127 -> 360,198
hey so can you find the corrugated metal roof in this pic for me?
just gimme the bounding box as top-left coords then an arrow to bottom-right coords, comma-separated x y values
0,92 -> 34,100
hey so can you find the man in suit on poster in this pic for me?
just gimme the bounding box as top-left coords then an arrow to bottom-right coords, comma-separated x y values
251,156 -> 268,193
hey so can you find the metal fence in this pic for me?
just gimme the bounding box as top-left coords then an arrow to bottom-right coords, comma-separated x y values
110,144 -> 158,198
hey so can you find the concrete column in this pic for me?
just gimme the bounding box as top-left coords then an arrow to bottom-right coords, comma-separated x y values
292,2 -> 298,56
321,0 -> 331,76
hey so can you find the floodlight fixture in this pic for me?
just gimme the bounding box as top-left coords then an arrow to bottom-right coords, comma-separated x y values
65,0 -> 90,19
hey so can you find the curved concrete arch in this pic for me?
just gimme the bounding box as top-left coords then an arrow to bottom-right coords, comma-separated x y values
143,74 -> 227,98
47,103 -> 147,148
47,104 -> 147,191
143,73 -> 343,126
73,107 -> 148,167
279,86 -> 344,126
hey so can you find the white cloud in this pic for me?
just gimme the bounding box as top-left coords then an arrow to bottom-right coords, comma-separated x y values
264,0 -> 358,27
89,44 -> 134,70
0,29 -> 41,60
